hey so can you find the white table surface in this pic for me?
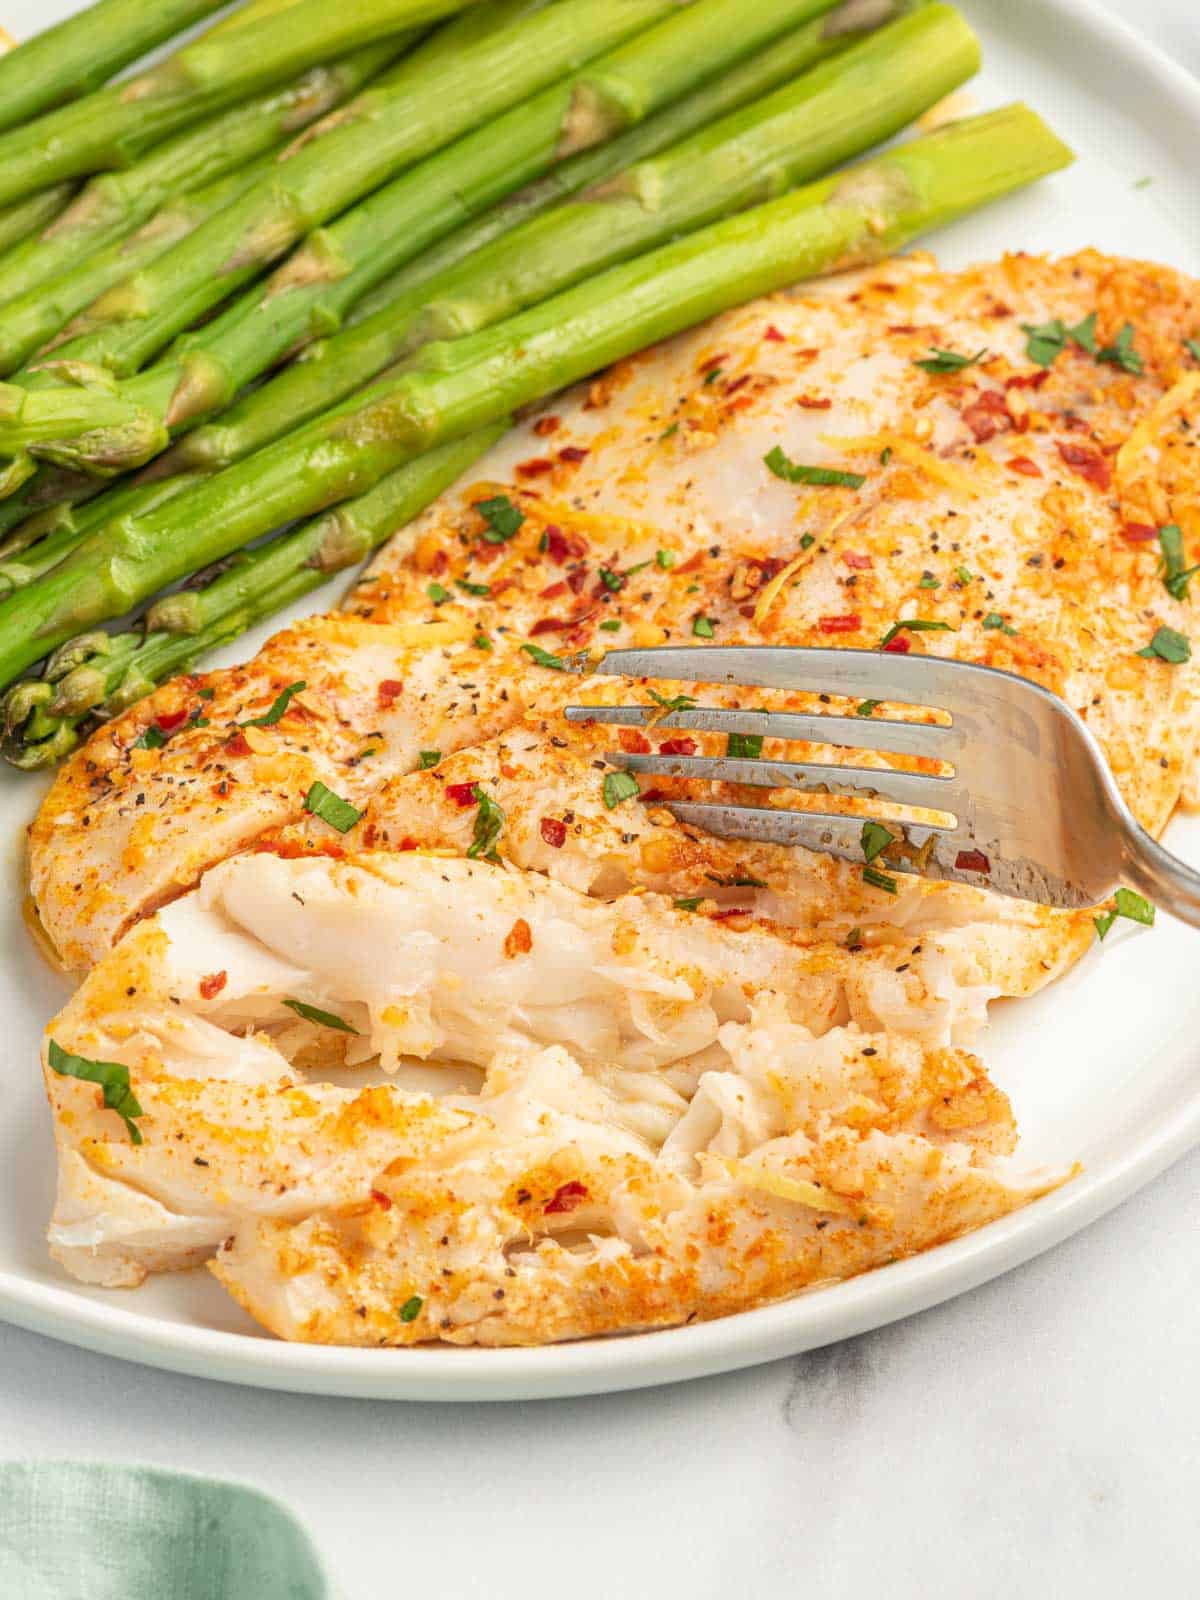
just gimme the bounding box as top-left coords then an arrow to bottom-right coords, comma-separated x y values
3,3 -> 1198,1596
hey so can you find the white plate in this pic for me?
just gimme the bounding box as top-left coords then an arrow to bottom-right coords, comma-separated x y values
1,0 -> 1198,1402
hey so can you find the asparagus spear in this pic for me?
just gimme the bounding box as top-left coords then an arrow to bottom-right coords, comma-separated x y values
0,106 -> 1072,692
0,0 -> 230,136
0,42 -> 400,329
52,0 -> 853,461
0,0 -> 474,210
0,0 -> 687,412
0,0 -> 848,535
176,0 -> 958,471
2,427 -> 506,768
0,186 -> 77,258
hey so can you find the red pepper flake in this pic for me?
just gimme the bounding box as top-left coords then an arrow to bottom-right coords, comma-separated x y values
796,394 -> 832,410
533,415 -> 560,437
155,707 -> 189,734
841,551 -> 873,571
516,457 -> 555,478
377,679 -> 404,708
370,1189 -> 393,1210
1004,369 -> 1050,391
638,787 -> 668,804
1058,441 -> 1111,490
540,816 -> 567,848
962,389 -> 1010,443
701,353 -> 728,374
724,375 -> 752,397
1061,414 -> 1092,434
503,917 -> 533,958
712,907 -> 752,922
955,849 -> 991,873
1122,522 -> 1159,542
199,970 -> 227,1000
445,782 -> 479,808
531,615 -> 578,635
659,737 -> 697,757
565,566 -> 588,595
539,580 -> 567,600
559,446 -> 589,464
819,614 -> 862,634
882,635 -> 911,655
1007,456 -> 1043,477
618,729 -> 651,755
543,524 -> 587,565
225,730 -> 252,757
764,325 -> 786,343
544,1180 -> 588,1215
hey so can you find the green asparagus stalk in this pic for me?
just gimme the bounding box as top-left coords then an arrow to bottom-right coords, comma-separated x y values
0,0 -> 685,415
2,426 -> 506,768
0,0 -> 472,210
175,0 -> 958,471
0,106 -> 1072,691
0,42 -> 400,333
70,0 -> 855,457
0,186 -> 78,258
0,0 -> 230,136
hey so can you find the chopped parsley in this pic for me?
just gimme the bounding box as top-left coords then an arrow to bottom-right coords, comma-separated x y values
674,897 -> 703,912
303,781 -> 361,833
982,612 -> 1018,636
800,533 -> 815,551
1186,337 -> 1200,362
473,632 -> 493,651
603,770 -> 640,809
475,494 -> 524,543
1158,524 -> 1198,601
862,864 -> 898,894
648,689 -> 696,714
914,346 -> 987,374
456,578 -> 490,597
878,618 -> 953,648
418,750 -> 441,770
1138,625 -> 1191,664
765,444 -> 865,490
879,447 -> 892,466
48,1040 -> 144,1144
1021,312 -> 1096,367
598,619 -> 621,632
846,926 -> 863,950
919,573 -> 940,589
703,366 -> 723,385
282,998 -> 359,1034
860,819 -> 895,864
1094,886 -> 1156,941
727,732 -> 764,760
855,699 -> 881,718
1097,321 -> 1143,375
692,615 -> 715,639
956,565 -> 974,585
656,549 -> 676,569
598,566 -> 624,592
521,641 -> 566,671
134,724 -> 167,750
426,581 -> 450,606
399,1295 -> 423,1323
240,680 -> 305,729
466,786 -> 505,862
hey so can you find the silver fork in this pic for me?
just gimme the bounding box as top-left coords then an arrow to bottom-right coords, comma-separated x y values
565,646 -> 1200,923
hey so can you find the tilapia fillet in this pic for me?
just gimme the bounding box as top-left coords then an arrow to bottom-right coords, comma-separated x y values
32,249 -> 1200,1342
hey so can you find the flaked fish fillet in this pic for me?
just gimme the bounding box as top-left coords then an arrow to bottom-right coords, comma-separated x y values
29,250 -> 1200,970
44,846 -> 1051,1341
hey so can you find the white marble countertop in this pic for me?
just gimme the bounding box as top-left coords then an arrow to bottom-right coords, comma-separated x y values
2,3 -> 1198,1596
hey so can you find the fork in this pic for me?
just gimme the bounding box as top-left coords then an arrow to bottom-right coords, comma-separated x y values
565,646 -> 1200,923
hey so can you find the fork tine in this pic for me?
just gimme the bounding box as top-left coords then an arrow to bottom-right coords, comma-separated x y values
593,646 -> 963,707
666,803 -> 912,863
611,751 -> 963,822
564,705 -> 958,761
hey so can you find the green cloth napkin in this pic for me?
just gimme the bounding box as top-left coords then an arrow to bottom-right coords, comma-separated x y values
0,1462 -> 334,1599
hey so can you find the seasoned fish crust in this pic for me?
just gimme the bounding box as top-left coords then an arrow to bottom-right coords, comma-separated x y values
29,250 -> 1200,972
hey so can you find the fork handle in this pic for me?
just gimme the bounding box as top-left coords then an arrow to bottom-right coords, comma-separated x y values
1122,822 -> 1200,930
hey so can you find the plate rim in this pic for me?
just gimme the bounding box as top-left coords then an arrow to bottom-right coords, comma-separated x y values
2,0 -> 1198,1401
